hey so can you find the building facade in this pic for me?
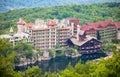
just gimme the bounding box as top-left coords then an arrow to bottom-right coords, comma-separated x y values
81,20 -> 117,42
67,18 -> 80,36
115,22 -> 120,39
31,19 -> 71,51
1,17 -> 120,52
0,18 -> 33,45
66,28 -> 102,54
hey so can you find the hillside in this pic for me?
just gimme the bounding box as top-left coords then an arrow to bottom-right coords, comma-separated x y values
0,2 -> 120,34
0,0 -> 120,12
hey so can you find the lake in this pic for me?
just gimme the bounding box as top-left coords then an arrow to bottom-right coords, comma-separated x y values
15,52 -> 107,73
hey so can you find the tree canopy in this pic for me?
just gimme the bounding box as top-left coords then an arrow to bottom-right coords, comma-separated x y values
0,38 -> 120,77
0,2 -> 120,34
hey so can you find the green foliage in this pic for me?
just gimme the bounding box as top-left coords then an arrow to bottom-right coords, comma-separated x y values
23,50 -> 33,59
56,50 -> 65,56
0,38 -> 13,57
38,51 -> 43,57
0,2 -> 120,34
0,52 -> 15,77
64,47 -> 77,55
14,42 -> 33,59
36,48 -> 43,56
55,44 -> 61,49
112,39 -> 120,44
1,0 -> 119,12
49,49 -> 56,57
24,66 -> 42,77
90,51 -> 120,77
43,72 -> 57,77
0,38 -> 15,77
60,69 -> 75,77
102,43 -> 116,52
74,45 -> 78,50
14,53 -> 20,63
58,51 -> 120,77
0,38 -> 120,77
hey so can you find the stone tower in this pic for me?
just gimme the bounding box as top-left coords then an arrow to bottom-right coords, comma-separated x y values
9,27 -> 14,36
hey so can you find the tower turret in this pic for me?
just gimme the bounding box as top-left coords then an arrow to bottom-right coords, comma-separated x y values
9,27 -> 14,36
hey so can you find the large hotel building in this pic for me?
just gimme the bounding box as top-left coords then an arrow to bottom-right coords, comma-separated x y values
1,18 -> 120,52
31,18 -> 80,51
81,20 -> 117,42
8,18 -> 79,52
25,19 -> 119,52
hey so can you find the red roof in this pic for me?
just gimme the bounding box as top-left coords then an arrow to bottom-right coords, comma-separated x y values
68,18 -> 80,27
17,18 -> 26,25
115,22 -> 120,29
25,22 -> 34,27
46,20 -> 57,26
81,20 -> 115,31
85,30 -> 97,34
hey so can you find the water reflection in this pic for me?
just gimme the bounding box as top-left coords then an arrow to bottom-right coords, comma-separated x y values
15,52 -> 106,73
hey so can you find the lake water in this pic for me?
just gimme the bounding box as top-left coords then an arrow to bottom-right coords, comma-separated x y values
15,52 -> 107,73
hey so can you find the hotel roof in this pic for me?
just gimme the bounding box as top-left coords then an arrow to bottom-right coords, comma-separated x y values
81,20 -> 116,32
46,20 -> 57,26
25,22 -> 34,27
70,35 -> 97,46
17,18 -> 26,25
67,18 -> 80,27
115,22 -> 120,29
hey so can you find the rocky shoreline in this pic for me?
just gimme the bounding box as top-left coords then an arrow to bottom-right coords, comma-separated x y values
15,53 -> 82,67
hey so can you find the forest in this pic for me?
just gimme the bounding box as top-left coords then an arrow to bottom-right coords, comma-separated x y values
0,2 -> 120,34
0,0 -> 119,12
0,2 -> 120,77
0,38 -> 120,77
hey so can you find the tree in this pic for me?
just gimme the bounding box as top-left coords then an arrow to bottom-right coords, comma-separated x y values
43,72 -> 57,77
49,49 -> 56,58
102,43 -> 116,52
14,43 -> 33,59
0,2 -> 120,34
14,53 -> 20,63
64,47 -> 76,56
36,48 -> 43,57
91,50 -> 120,77
55,44 -> 61,49
24,66 -> 42,77
0,38 -> 13,57
0,38 -> 15,77
0,38 -> 120,77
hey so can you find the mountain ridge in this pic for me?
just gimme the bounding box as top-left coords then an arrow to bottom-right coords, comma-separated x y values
0,0 -> 120,12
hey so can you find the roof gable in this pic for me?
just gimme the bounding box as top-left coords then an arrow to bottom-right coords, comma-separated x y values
80,38 -> 101,47
70,35 -> 98,47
